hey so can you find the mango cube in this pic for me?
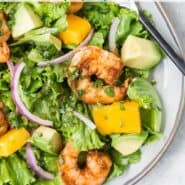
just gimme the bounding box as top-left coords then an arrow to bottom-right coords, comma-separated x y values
92,101 -> 141,135
59,14 -> 91,45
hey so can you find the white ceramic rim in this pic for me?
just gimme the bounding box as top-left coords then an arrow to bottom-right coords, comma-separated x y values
124,2 -> 185,185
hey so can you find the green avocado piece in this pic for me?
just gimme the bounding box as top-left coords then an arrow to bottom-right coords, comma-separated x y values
121,35 -> 162,69
127,78 -> 162,132
12,33 -> 62,51
12,4 -> 43,38
31,34 -> 62,51
31,126 -> 62,154
141,108 -> 162,133
111,131 -> 148,156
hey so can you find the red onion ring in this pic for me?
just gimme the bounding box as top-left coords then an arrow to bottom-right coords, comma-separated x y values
78,28 -> 94,48
11,62 -> 53,126
108,17 -> 120,52
7,60 -> 15,78
26,144 -> 54,180
37,28 -> 94,67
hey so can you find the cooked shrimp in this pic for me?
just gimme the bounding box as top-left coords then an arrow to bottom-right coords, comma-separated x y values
71,46 -> 124,85
0,41 -> 10,62
0,12 -> 11,43
58,142 -> 112,185
71,78 -> 128,104
0,11 -> 10,62
0,102 -> 9,136
69,46 -> 128,104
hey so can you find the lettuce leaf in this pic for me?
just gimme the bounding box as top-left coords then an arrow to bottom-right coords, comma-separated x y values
127,150 -> 141,164
116,8 -> 149,46
31,2 -> 69,32
89,31 -> 105,48
107,149 -> 128,181
59,97 -> 104,151
19,64 -> 67,127
124,67 -> 151,79
34,175 -> 63,185
71,122 -> 104,151
107,149 -> 141,181
0,2 -> 18,28
81,2 -> 119,30
0,68 -> 32,128
0,61 -> 68,128
81,2 -> 120,43
41,153 -> 59,174
0,59 -> 103,152
82,2 -> 149,49
0,159 -> 11,184
0,154 -> 35,185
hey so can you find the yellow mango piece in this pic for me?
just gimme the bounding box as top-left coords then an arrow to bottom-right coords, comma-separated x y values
59,14 -> 91,45
92,101 -> 141,135
0,128 -> 30,157
68,1 -> 83,13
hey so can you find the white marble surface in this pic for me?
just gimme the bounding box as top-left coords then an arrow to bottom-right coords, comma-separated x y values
138,3 -> 185,185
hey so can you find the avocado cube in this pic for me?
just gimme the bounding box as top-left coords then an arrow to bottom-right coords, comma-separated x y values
31,126 -> 62,154
12,4 -> 43,38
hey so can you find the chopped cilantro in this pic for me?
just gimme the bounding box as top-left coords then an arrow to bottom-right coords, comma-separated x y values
93,79 -> 104,88
104,86 -> 115,97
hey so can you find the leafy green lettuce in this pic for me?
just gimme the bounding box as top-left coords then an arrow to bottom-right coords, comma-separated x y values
31,2 -> 70,32
19,63 -> 67,125
116,8 -> 149,46
34,175 -> 63,185
0,59 -> 69,128
0,154 -> 35,185
42,154 -> 59,174
107,149 -> 141,181
59,96 -> 104,151
107,149 -> 128,180
0,152 -> 63,185
81,2 -> 149,49
81,2 -> 119,31
81,2 -> 120,48
71,122 -> 104,151
0,2 -> 18,28
89,31 -> 105,48
0,59 -> 103,151
0,68 -> 31,128
124,67 -> 151,79
1,59 -> 103,154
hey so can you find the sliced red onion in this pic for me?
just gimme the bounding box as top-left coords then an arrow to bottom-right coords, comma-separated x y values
37,28 -> 94,67
37,49 -> 78,67
108,17 -> 120,52
73,111 -> 96,130
78,28 -> 94,48
11,62 -> 53,126
26,144 -> 54,180
7,60 -> 15,78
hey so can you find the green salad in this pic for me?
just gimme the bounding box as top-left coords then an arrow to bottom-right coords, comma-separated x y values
0,2 -> 163,185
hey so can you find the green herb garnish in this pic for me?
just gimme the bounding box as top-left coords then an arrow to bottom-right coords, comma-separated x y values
104,86 -> 115,97
93,79 -> 104,88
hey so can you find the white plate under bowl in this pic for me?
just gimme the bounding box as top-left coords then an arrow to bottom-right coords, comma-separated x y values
106,2 -> 185,185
